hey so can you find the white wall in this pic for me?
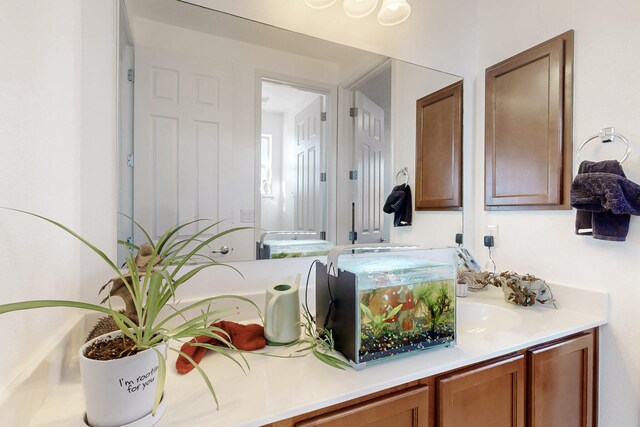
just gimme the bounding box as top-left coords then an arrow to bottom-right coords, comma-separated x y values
0,0 -> 83,399
0,1 -> 117,423
472,1 -> 640,425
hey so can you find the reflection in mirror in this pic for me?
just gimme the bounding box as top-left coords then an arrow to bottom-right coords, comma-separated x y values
260,80 -> 327,236
257,80 -> 333,259
119,0 -> 463,263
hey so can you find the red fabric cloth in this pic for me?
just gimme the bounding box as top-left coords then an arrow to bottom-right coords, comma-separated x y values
176,321 -> 266,374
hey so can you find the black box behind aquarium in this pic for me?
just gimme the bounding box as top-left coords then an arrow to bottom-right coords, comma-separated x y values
316,248 -> 456,368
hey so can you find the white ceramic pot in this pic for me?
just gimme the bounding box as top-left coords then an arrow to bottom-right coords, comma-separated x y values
79,331 -> 168,427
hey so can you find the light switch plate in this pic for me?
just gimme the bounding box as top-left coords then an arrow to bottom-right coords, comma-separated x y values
240,209 -> 255,223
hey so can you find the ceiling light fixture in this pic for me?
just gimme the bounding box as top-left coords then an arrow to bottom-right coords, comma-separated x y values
304,0 -> 411,26
343,0 -> 379,18
303,0 -> 338,9
377,0 -> 411,26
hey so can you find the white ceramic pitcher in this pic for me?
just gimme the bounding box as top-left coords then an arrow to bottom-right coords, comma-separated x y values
264,274 -> 301,344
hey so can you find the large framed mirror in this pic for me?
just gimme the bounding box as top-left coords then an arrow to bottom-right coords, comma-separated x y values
118,0 -> 463,263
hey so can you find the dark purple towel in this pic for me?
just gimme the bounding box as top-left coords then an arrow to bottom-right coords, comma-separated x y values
571,161 -> 640,241
383,184 -> 412,227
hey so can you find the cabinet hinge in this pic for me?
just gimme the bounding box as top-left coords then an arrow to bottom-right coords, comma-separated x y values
321,112 -> 327,122
349,170 -> 358,180
320,231 -> 326,240
349,107 -> 358,118
127,69 -> 135,83
320,172 -> 327,182
127,154 -> 134,168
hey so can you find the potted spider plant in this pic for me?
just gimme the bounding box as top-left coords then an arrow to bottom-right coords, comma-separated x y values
0,208 -> 256,427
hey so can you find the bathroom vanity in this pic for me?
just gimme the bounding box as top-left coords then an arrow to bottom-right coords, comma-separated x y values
268,329 -> 596,427
27,282 -> 606,427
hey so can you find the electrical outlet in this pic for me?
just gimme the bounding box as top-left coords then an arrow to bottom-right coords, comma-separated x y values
483,235 -> 494,248
487,224 -> 498,238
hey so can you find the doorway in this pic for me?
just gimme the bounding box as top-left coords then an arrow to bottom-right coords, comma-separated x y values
346,62 -> 393,244
259,79 -> 329,239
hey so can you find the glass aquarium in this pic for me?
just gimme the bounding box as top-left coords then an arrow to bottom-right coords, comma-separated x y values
256,239 -> 333,259
316,247 -> 456,367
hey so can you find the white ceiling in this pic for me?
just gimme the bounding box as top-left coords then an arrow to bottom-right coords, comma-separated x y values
261,81 -> 322,114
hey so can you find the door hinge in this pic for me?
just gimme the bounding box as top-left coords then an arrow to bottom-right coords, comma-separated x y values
321,112 -> 327,122
127,154 -> 134,168
349,107 -> 358,118
349,170 -> 358,180
320,231 -> 326,240
320,172 -> 327,182
127,69 -> 135,83
349,231 -> 358,241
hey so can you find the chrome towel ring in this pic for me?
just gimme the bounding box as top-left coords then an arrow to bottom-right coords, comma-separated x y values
395,167 -> 409,185
576,127 -> 631,164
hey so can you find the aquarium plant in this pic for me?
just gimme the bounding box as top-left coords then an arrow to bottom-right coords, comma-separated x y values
360,303 -> 403,337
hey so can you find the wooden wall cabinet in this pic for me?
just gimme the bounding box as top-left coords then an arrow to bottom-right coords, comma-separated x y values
268,329 -> 597,427
485,30 -> 574,210
415,81 -> 462,210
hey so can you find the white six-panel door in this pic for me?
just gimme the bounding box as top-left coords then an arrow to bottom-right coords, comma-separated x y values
355,91 -> 386,243
294,96 -> 323,234
133,47 -> 232,245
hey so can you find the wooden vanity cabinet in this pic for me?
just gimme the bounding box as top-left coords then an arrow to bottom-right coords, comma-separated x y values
436,354 -> 526,427
527,331 -> 596,427
295,385 -> 432,427
268,379 -> 435,427
267,330 -> 597,427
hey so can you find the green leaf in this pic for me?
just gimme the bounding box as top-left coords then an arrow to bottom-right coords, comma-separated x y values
192,343 -> 249,374
170,347 -> 219,410
359,303 -> 374,321
143,272 -> 163,343
117,240 -> 140,252
0,300 -> 115,316
170,227 -> 252,277
151,347 -> 167,416
120,213 -> 154,251
156,294 -> 259,329
386,303 -> 403,320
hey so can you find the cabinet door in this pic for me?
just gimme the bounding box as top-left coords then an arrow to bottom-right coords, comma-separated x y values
485,30 -> 573,210
415,81 -> 462,210
528,332 -> 595,427
437,354 -> 525,427
295,385 -> 431,427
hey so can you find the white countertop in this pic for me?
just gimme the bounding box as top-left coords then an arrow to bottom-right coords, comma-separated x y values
29,284 -> 607,427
